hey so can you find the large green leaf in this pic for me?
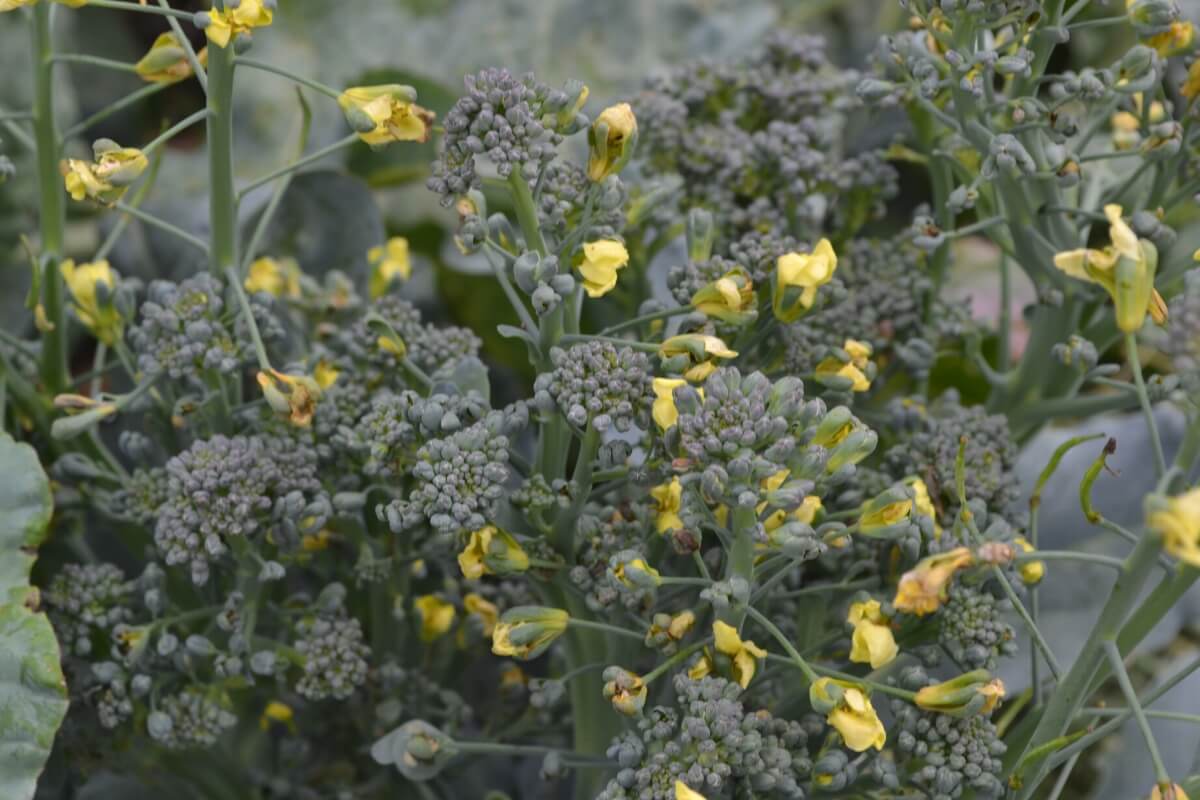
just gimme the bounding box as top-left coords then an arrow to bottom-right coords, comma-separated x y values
0,434 -> 53,599
0,434 -> 68,800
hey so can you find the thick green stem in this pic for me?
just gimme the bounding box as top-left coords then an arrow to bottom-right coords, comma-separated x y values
1016,530 -> 1162,797
32,3 -> 68,394
720,505 -> 757,627
206,43 -> 238,275
507,170 -> 547,257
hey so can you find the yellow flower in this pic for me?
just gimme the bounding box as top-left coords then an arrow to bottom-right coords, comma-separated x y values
338,85 -> 434,147
457,525 -> 530,580
652,378 -> 688,431
893,547 -> 976,616
613,557 -> 662,589
759,470 -> 823,534
313,360 -> 339,390
464,593 -> 499,636
603,668 -> 648,716
907,477 -> 941,536
847,600 -> 898,669
858,487 -> 913,536
675,780 -> 708,800
1148,488 -> 1200,567
811,677 -> 887,752
256,369 -> 322,427
691,268 -> 756,325
668,610 -> 696,640
0,0 -> 36,9
61,142 -> 147,206
369,237 -> 412,299
60,259 -> 123,345
650,477 -> 684,533
915,670 -> 1006,717
1013,536 -> 1045,585
578,239 -> 630,298
259,700 -> 295,731
135,32 -> 207,84
773,239 -> 837,322
1053,204 -> 1166,333
688,653 -> 713,681
1150,783 -> 1190,800
300,529 -> 332,551
414,595 -> 456,642
712,621 -> 767,688
815,338 -> 873,392
201,0 -> 274,48
587,103 -> 638,181
245,257 -> 301,298
659,334 -> 737,382
491,606 -> 570,660
1148,21 -> 1195,56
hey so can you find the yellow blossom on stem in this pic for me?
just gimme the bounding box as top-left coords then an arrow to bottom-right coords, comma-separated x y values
578,239 -> 630,298
313,360 -> 339,390
613,557 -> 662,589
690,267 -> 756,325
369,237 -> 413,299
491,606 -> 569,660
659,334 -> 737,382
847,599 -> 898,669
815,338 -> 873,393
259,700 -> 295,731
650,477 -> 684,533
893,547 -> 976,615
1013,536 -> 1045,585
810,677 -> 886,752
651,377 -> 688,430
712,621 -> 767,688
907,476 -> 941,537
457,525 -> 530,580
1147,21 -> 1195,56
135,32 -> 208,84
60,259 -> 123,345
414,595 -> 456,641
463,593 -> 499,636
201,0 -> 274,48
915,670 -> 1006,717
1147,488 -> 1200,567
1052,204 -> 1166,333
339,85 -> 434,147
674,780 -> 708,800
245,257 -> 301,298
587,103 -> 638,181
773,239 -> 838,322
61,142 -> 148,206
603,668 -> 648,716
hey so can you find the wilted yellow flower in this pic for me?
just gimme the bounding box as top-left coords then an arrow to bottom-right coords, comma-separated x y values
915,670 -> 1006,717
259,700 -> 295,731
578,239 -> 630,298
774,239 -> 837,322
257,369 -> 322,427
457,525 -> 530,580
588,103 -> 638,181
603,668 -> 647,716
815,338 -> 873,392
674,780 -> 707,800
652,378 -> 688,430
464,593 -> 499,636
847,600 -> 898,669
61,142 -> 148,206
1053,204 -> 1166,333
1148,21 -> 1195,56
245,257 -> 301,298
894,547 -> 976,615
650,477 -> 684,533
369,237 -> 412,299
491,606 -> 570,660
414,595 -> 456,641
1148,488 -> 1200,567
135,32 -> 207,84
712,621 -> 767,688
660,334 -> 737,382
691,268 -> 756,325
60,259 -> 123,345
339,85 -> 434,147
201,0 -> 273,48
811,677 -> 886,752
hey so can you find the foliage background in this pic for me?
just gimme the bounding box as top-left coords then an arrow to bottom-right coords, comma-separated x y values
3,1 -> 1200,797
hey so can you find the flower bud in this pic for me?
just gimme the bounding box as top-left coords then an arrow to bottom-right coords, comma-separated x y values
371,720 -> 456,782
858,487 -> 914,537
491,606 -> 569,660
587,103 -> 637,182
914,670 -> 1006,717
602,667 -> 647,716
458,525 -> 530,580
